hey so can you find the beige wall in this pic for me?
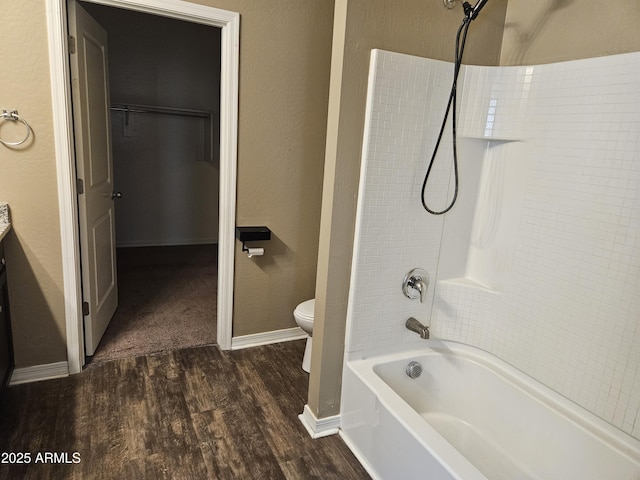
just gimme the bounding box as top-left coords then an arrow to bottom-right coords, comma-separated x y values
189,0 -> 334,337
0,0 -> 333,368
217,0 -> 334,336
0,2 -> 67,366
501,0 -> 640,65
309,0 -> 508,418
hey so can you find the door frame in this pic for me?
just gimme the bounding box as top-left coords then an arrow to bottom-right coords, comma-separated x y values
46,0 -> 239,374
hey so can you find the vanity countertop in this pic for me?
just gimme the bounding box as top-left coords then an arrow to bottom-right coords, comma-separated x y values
0,203 -> 11,242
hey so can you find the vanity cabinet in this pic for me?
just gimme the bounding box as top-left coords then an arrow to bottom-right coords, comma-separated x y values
0,240 -> 13,387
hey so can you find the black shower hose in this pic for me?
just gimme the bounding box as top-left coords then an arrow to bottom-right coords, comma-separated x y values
421,16 -> 472,215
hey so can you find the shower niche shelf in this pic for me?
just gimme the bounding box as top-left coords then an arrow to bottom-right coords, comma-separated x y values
437,138 -> 531,293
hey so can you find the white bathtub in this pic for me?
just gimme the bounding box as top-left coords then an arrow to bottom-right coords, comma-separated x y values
340,340 -> 640,480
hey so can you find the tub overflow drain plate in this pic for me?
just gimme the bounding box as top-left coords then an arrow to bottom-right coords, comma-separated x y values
406,361 -> 423,379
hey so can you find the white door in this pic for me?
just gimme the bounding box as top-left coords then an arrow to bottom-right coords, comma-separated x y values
68,0 -> 118,356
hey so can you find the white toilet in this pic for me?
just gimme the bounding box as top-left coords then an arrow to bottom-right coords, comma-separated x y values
294,299 -> 315,373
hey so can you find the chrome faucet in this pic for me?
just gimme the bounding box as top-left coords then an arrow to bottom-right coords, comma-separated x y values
406,317 -> 430,339
402,268 -> 429,303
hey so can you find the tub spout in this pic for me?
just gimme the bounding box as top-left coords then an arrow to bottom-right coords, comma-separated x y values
406,317 -> 430,339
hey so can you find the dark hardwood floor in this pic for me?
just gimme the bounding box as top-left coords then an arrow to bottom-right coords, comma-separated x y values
0,341 -> 370,480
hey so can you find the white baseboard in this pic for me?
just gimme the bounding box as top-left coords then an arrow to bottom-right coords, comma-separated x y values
10,361 -> 69,385
298,404 -> 340,439
231,326 -> 307,350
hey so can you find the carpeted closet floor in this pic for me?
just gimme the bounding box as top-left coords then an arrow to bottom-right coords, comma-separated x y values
90,245 -> 217,363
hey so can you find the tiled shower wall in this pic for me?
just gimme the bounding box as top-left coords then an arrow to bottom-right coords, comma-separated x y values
347,50 -> 640,439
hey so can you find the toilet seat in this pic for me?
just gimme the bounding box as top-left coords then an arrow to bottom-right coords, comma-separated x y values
294,299 -> 315,321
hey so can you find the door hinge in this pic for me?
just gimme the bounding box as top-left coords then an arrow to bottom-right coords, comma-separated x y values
82,301 -> 90,316
68,35 -> 76,54
77,178 -> 84,195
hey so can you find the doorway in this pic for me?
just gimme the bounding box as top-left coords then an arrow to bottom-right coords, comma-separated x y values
78,2 -> 220,362
45,0 -> 239,373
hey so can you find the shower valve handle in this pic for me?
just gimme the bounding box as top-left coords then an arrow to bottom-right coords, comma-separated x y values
402,268 -> 429,303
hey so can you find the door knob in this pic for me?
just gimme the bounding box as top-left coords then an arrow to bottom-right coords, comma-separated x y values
111,191 -> 123,199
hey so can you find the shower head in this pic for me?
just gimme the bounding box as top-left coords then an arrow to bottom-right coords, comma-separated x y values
463,0 -> 490,20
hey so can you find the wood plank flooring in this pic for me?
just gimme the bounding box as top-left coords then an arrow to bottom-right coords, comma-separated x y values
0,341 -> 370,480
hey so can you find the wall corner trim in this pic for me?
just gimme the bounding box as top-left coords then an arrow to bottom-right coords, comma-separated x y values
298,404 -> 340,439
10,362 -> 70,386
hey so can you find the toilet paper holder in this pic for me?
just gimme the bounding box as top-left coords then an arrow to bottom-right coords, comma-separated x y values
236,226 -> 271,257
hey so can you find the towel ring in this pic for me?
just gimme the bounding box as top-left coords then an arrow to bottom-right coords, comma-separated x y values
0,110 -> 32,147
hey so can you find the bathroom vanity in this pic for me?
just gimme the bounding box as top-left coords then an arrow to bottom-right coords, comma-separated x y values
0,203 -> 13,387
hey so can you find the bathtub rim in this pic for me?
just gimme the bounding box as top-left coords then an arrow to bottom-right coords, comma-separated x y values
344,339 -> 640,473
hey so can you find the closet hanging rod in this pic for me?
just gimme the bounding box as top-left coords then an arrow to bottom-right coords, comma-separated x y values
110,103 -> 212,119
